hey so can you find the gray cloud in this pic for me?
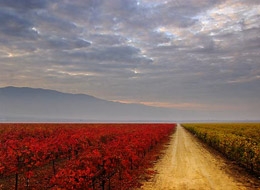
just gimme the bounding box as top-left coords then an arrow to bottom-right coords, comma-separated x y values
45,37 -> 91,50
0,0 -> 47,10
0,9 -> 37,39
0,0 -> 259,120
65,45 -> 153,65
89,34 -> 124,46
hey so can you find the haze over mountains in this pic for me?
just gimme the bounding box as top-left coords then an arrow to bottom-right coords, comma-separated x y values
0,86 -> 182,122
1,87 -> 258,122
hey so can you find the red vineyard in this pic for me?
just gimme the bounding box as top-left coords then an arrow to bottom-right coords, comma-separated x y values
0,123 -> 176,189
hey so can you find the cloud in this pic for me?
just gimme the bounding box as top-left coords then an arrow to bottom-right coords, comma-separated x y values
89,34 -> 125,46
0,0 -> 47,10
45,37 -> 91,50
0,10 -> 38,39
65,45 -> 153,65
0,0 -> 260,120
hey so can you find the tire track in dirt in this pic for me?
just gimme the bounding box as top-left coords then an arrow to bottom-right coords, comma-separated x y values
140,124 -> 258,190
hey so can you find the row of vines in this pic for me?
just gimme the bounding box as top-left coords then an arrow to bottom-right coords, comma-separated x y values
182,123 -> 260,176
0,123 -> 176,189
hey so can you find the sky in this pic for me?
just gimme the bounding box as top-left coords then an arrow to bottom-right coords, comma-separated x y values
0,0 -> 259,120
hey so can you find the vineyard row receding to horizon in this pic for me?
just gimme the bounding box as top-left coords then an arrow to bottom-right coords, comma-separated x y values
0,123 -> 176,190
182,123 -> 260,176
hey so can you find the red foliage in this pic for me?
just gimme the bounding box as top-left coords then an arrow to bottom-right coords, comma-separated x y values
0,123 -> 176,189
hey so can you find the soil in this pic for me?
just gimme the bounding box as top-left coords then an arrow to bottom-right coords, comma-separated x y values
140,124 -> 260,190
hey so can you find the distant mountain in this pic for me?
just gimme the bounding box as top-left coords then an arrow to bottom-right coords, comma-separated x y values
0,86 -> 179,122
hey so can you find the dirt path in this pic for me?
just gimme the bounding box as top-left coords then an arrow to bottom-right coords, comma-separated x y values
140,124 -> 260,190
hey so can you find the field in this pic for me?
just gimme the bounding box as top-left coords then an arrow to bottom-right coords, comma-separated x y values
1,123 -> 259,190
0,123 -> 176,190
182,123 -> 260,176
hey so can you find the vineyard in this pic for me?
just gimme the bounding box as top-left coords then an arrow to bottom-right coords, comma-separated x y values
0,123 -> 176,190
182,123 -> 260,176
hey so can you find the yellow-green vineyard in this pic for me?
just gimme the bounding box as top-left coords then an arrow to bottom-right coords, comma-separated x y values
182,123 -> 260,176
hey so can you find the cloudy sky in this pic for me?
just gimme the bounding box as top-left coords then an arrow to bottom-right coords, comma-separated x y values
0,0 -> 259,120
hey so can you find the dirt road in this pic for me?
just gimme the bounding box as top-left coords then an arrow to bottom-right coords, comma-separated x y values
140,124 -> 260,190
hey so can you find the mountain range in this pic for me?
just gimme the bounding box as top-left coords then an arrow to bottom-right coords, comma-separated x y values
0,86 -> 181,122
